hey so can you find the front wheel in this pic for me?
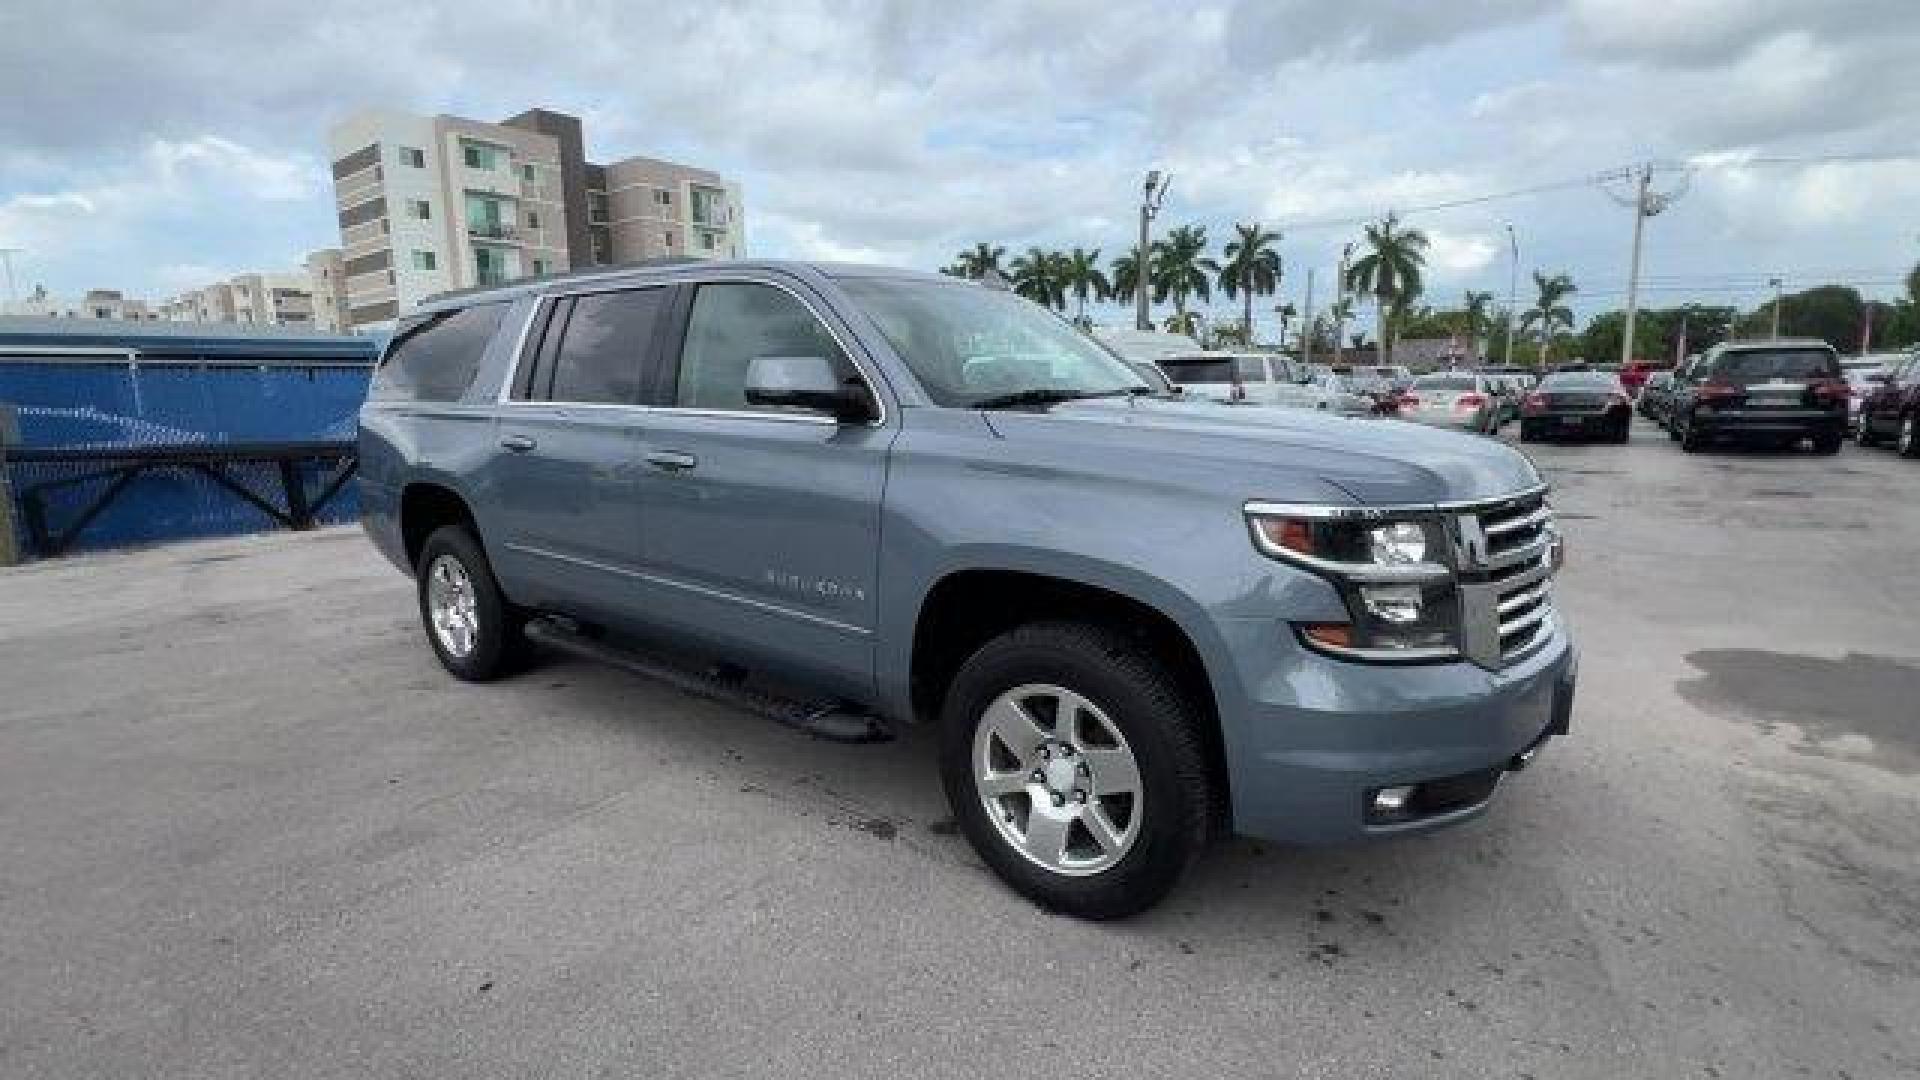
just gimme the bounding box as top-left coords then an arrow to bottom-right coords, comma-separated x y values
1856,417 -> 1879,447
1900,415 -> 1920,459
1679,415 -> 1704,453
938,621 -> 1213,920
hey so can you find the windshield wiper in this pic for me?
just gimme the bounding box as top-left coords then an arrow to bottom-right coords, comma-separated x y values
971,389 -> 1104,411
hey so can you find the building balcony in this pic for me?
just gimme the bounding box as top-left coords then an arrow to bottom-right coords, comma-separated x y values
467,222 -> 518,242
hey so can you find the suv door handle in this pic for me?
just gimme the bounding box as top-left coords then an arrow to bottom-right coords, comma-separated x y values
645,450 -> 698,472
499,434 -> 537,452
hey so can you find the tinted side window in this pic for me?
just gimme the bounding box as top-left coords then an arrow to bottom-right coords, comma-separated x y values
370,302 -> 506,402
673,283 -> 849,412
545,287 -> 667,404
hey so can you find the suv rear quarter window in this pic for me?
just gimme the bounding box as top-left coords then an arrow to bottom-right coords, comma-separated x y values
543,288 -> 668,405
370,302 -> 507,403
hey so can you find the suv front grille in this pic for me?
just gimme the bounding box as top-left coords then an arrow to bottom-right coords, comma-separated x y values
1452,490 -> 1558,668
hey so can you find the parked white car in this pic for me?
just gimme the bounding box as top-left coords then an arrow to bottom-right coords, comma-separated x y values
1398,371 -> 1503,434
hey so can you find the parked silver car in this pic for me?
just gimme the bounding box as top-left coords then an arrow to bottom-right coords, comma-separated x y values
1160,351 -> 1357,412
1399,371 -> 1503,434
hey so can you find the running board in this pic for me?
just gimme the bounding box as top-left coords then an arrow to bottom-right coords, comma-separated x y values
523,617 -> 893,744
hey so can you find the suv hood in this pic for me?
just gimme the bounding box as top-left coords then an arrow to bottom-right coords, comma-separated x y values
980,397 -> 1542,506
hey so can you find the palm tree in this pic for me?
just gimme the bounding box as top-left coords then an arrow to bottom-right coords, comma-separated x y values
1521,271 -> 1577,364
1110,252 -> 1142,311
1329,296 -> 1356,363
1009,247 -> 1066,309
1462,290 -> 1494,349
1219,223 -> 1283,347
1344,214 -> 1429,365
1058,247 -> 1111,325
1151,224 -> 1219,327
954,243 -> 1006,281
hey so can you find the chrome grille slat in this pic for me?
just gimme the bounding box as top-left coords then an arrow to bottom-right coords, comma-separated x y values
1451,489 -> 1559,668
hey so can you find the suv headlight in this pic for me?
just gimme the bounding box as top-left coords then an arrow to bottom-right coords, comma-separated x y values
1246,508 -> 1460,661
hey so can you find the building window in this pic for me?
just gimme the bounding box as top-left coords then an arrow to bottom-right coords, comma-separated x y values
700,231 -> 716,251
412,250 -> 437,271
408,199 -> 431,220
655,189 -> 672,206
521,163 -> 536,183
401,146 -> 425,168
526,210 -> 540,229
462,141 -> 497,170
663,232 -> 673,249
474,247 -> 509,288
532,259 -> 549,276
691,187 -> 723,227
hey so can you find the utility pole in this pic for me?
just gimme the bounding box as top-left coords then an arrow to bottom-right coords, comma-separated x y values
1136,171 -> 1169,332
1604,163 -> 1688,370
1300,267 -> 1315,365
1503,224 -> 1519,366
1770,276 -> 1784,339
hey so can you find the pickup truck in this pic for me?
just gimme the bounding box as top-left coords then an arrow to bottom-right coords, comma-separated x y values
359,260 -> 1577,919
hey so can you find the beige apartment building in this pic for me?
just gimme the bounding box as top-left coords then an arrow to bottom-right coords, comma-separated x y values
326,106 -> 744,329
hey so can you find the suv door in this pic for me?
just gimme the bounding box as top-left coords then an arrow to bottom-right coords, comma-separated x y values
484,285 -> 670,620
635,276 -> 892,699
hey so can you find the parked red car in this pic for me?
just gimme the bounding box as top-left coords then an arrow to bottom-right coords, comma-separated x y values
1620,359 -> 1672,398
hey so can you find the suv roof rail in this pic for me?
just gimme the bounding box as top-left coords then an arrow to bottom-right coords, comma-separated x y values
418,257 -> 703,308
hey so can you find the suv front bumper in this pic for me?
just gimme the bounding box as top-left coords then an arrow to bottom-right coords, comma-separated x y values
1215,618 -> 1577,845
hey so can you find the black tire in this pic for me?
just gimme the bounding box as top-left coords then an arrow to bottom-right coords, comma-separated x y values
1811,431 -> 1842,455
1612,421 -> 1631,444
1856,417 -> 1879,447
1667,417 -> 1682,441
937,621 -> 1212,920
1679,415 -> 1704,453
1900,414 -> 1920,459
1518,423 -> 1537,443
416,525 -> 526,682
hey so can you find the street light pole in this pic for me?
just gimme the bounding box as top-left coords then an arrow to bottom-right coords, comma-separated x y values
1331,243 -> 1352,367
1770,276 -> 1784,339
1605,162 -> 1688,369
1136,171 -> 1168,332
1300,267 -> 1315,364
1503,224 -> 1519,366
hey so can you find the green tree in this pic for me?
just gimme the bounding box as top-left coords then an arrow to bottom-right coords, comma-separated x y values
1110,252 -> 1142,312
1735,285 -> 1872,352
1344,214 -> 1429,365
1218,222 -> 1283,346
1462,290 -> 1494,348
1009,247 -> 1066,309
1521,271 -> 1577,365
954,243 -> 1006,281
1150,224 -> 1219,326
1164,310 -> 1200,337
1058,247 -> 1111,324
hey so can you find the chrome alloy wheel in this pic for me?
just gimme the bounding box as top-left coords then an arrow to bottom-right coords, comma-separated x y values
1902,415 -> 1916,456
972,683 -> 1142,877
426,554 -> 480,658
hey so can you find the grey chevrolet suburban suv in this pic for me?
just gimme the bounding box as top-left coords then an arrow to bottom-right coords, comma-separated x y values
359,260 -> 1577,918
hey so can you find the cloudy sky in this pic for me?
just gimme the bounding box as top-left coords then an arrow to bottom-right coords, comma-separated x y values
2,0 -> 1917,333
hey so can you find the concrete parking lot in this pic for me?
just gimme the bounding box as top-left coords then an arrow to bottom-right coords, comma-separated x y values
3,417 -> 1917,1079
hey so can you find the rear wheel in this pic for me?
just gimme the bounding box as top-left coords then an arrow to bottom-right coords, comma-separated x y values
938,621 -> 1212,920
1856,416 -> 1878,446
1900,414 -> 1920,459
1812,431 -> 1842,455
416,525 -> 525,681
1518,423 -> 1537,443
1612,418 -> 1631,444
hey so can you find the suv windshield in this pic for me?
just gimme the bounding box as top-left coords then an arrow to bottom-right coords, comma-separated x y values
840,278 -> 1147,407
1711,348 -> 1840,385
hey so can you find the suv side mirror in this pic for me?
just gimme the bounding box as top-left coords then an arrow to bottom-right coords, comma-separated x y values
744,355 -> 873,422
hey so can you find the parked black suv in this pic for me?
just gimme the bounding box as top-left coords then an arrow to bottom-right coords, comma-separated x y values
1668,339 -> 1847,454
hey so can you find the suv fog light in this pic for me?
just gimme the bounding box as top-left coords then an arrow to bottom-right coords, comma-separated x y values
1373,785 -> 1414,813
1361,584 -> 1424,624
